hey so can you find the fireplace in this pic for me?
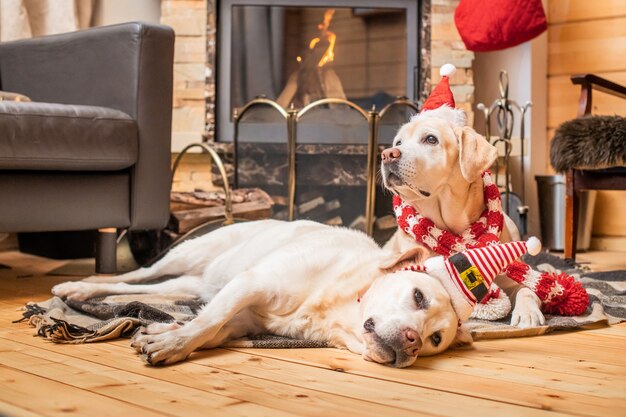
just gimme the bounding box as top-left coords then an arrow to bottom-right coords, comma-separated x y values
208,0 -> 430,240
216,0 -> 425,142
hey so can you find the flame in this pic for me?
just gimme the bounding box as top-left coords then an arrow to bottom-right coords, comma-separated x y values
308,9 -> 336,68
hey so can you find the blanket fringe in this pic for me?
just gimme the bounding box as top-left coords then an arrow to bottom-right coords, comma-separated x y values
12,303 -> 47,323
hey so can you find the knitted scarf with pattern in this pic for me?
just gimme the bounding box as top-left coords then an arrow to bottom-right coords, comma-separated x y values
393,171 -> 588,316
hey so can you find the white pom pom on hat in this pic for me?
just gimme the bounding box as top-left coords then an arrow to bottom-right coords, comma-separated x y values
439,63 -> 456,77
422,64 -> 457,111
526,236 -> 542,256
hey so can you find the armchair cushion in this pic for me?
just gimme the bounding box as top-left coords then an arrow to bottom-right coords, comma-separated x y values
0,101 -> 137,171
550,115 -> 626,172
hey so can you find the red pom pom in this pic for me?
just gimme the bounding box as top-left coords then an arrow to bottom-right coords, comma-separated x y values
536,272 -> 589,316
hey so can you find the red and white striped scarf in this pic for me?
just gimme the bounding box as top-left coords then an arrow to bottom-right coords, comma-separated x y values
394,171 -> 503,254
392,171 -> 588,316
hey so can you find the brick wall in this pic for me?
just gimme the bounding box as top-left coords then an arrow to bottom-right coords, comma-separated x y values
430,0 -> 474,125
161,0 -> 209,150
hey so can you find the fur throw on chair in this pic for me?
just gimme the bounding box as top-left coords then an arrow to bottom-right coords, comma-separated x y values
550,115 -> 626,172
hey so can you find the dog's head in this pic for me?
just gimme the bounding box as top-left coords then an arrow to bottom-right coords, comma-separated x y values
359,249 -> 472,368
380,106 -> 497,202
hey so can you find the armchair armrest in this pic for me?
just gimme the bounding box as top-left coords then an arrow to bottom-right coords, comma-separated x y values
571,74 -> 626,116
0,22 -> 175,230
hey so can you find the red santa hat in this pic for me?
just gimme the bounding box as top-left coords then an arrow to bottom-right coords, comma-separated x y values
407,237 -> 542,322
422,63 -> 457,111
413,64 -> 466,127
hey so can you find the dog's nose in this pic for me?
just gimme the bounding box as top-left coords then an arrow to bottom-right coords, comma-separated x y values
363,318 -> 375,332
381,147 -> 401,164
403,329 -> 422,356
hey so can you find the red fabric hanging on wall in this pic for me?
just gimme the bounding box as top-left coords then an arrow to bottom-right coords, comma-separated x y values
454,0 -> 548,52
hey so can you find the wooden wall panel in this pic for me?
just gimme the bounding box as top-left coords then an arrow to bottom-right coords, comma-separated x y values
548,17 -> 626,75
592,191 -> 626,236
547,71 -> 626,128
548,0 -> 626,24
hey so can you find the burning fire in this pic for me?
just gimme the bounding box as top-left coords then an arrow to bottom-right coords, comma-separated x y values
297,9 -> 337,68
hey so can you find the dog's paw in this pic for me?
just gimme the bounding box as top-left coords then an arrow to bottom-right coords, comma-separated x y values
131,328 -> 193,366
51,281 -> 100,301
511,288 -> 546,328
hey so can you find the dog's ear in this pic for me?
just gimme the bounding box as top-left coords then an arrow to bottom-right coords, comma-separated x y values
450,323 -> 473,349
454,126 -> 498,183
380,245 -> 430,272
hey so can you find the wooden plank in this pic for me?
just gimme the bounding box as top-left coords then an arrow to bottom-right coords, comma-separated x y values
0,401 -> 43,417
466,334 -> 626,367
549,329 -> 626,349
591,236 -> 626,251
222,346 -> 626,416
0,332 -> 424,417
191,348 -> 571,417
409,352 -> 626,398
548,17 -> 626,75
579,322 -> 626,337
548,0 -> 626,24
1,334 -> 579,417
547,71 -> 626,128
0,334 -> 511,417
0,340 -> 294,417
445,343 -> 626,379
592,190 -> 626,236
0,365 -> 169,417
4,320 -> 626,417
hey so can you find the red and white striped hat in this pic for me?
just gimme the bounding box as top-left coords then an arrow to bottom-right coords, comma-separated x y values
418,237 -> 541,321
422,63 -> 457,111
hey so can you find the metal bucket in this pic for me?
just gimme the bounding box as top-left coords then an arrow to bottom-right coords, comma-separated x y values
535,175 -> 597,251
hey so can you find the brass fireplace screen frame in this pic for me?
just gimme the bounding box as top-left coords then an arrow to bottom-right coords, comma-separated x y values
232,97 -> 420,236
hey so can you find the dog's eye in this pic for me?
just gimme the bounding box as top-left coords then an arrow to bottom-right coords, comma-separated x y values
423,135 -> 439,145
414,289 -> 424,305
395,140 -> 402,146
430,332 -> 442,347
363,318 -> 375,332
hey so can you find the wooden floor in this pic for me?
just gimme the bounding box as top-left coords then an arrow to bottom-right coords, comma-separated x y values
0,249 -> 625,417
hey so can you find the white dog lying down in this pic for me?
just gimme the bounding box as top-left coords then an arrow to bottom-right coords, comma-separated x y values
52,220 -> 473,368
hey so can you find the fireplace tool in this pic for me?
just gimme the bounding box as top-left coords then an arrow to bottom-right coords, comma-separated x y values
477,70 -> 533,236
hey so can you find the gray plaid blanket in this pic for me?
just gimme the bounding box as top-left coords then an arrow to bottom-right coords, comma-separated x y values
17,253 -> 625,348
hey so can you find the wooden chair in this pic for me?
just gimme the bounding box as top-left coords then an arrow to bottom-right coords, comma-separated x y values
564,74 -> 626,260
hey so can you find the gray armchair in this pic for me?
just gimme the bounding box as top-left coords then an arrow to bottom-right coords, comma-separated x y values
0,22 -> 175,273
